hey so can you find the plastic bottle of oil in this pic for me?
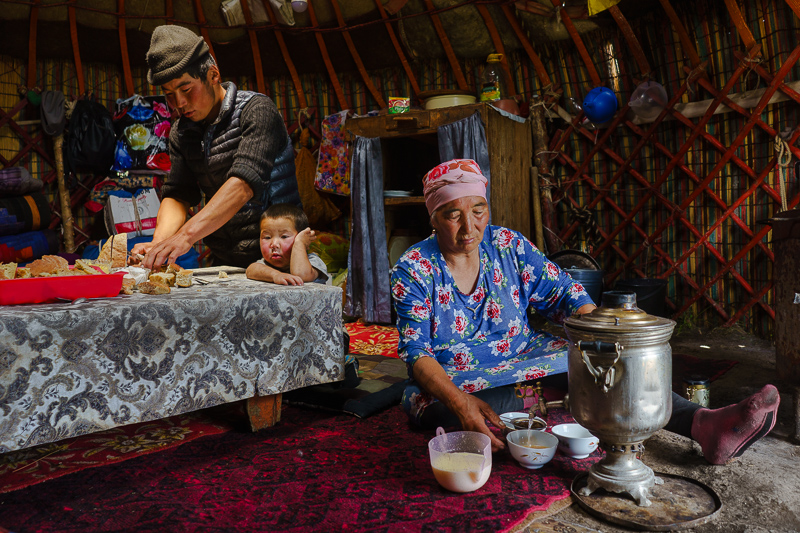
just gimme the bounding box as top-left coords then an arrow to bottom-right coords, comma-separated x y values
479,54 -> 504,102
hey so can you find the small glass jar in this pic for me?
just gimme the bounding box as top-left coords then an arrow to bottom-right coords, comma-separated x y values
683,375 -> 710,407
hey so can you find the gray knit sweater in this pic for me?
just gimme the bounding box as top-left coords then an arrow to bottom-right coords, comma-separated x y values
163,82 -> 300,267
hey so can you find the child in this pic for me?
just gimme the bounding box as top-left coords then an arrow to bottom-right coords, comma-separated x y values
246,203 -> 330,285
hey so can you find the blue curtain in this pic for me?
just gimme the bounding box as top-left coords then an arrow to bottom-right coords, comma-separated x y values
345,136 -> 392,324
437,111 -> 491,206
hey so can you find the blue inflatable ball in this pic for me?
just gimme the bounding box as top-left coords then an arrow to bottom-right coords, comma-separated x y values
582,87 -> 618,123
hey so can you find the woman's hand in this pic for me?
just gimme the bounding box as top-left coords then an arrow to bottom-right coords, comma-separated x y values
450,392 -> 507,452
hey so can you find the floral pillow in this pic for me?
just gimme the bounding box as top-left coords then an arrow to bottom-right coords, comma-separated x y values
310,232 -> 349,273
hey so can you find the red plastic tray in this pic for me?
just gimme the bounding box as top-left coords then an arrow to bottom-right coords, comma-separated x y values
0,271 -> 125,305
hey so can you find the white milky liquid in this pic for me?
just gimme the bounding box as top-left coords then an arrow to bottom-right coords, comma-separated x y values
431,452 -> 490,492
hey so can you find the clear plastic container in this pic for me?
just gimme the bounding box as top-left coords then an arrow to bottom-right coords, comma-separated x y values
479,54 -> 504,103
428,427 -> 492,492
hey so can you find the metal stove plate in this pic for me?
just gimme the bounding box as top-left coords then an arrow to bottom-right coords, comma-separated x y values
571,472 -> 722,531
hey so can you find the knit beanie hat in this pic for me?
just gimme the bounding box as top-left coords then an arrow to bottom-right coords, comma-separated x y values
146,25 -> 210,86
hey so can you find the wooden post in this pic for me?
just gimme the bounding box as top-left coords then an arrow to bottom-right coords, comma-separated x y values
246,393 -> 282,431
53,134 -> 75,253
530,167 -> 544,251
530,100 -> 559,254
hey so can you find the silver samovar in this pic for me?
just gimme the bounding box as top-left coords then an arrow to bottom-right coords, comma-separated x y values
563,291 -> 676,507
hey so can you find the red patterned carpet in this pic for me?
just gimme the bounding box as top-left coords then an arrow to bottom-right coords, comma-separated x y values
1,404 -> 593,533
0,406 -> 232,495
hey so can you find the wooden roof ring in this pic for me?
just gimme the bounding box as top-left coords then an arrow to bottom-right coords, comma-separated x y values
550,0 -> 601,87
373,0 -> 421,97
610,45 -> 800,283
239,0 -> 267,95
306,0 -> 349,110
330,0 -> 386,108
68,1 -> 85,95
191,0 -> 217,61
422,0 -> 468,91
501,4 -> 552,90
262,0 -> 308,109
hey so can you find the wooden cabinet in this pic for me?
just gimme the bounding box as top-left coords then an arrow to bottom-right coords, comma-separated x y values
344,103 -> 534,241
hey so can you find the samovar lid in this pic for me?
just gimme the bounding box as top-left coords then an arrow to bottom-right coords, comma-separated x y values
564,290 -> 674,332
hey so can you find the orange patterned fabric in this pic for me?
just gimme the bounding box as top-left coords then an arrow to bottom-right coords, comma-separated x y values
345,319 -> 400,358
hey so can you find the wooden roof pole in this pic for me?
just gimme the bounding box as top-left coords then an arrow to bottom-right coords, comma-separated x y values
422,0 -> 468,91
68,1 -> 85,95
476,5 -> 516,97
373,0 -> 421,97
607,5 -> 651,77
27,0 -> 39,89
500,5 -> 552,89
329,0 -> 386,108
165,0 -> 173,22
724,0 -> 758,53
191,0 -> 216,61
657,0 -> 702,67
549,0 -> 601,86
306,0 -> 349,110
785,0 -> 800,19
118,0 -> 134,96
239,0 -> 267,94
261,1 -> 307,109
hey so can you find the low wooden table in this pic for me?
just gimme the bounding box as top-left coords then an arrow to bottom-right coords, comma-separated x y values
0,268 -> 344,453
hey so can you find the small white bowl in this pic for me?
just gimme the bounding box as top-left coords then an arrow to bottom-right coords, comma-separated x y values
551,423 -> 599,459
506,430 -> 558,469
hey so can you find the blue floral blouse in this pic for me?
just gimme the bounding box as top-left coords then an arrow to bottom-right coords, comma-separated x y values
390,225 -> 594,423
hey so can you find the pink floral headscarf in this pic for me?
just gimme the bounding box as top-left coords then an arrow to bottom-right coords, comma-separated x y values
422,159 -> 488,215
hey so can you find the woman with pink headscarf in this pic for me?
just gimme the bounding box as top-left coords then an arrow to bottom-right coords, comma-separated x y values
390,159 -> 779,461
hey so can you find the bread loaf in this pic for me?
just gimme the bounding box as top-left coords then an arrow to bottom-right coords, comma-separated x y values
0,262 -> 17,280
120,276 -> 136,295
75,259 -> 103,275
97,234 -> 128,268
149,272 -> 176,287
29,255 -> 68,277
175,270 -> 193,287
138,281 -> 170,295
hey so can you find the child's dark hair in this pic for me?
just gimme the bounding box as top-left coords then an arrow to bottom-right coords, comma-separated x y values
261,203 -> 309,232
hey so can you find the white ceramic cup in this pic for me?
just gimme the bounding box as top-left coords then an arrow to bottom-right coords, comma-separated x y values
551,423 -> 599,459
506,429 -> 558,469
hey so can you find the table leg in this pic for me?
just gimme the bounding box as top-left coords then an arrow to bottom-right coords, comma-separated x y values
246,393 -> 283,431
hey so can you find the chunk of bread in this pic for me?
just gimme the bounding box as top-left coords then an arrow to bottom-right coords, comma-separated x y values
97,233 -> 128,268
149,272 -> 176,287
55,268 -> 87,277
175,270 -> 193,288
218,271 -> 229,279
120,276 -> 136,295
0,262 -> 17,280
138,281 -> 170,295
15,267 -> 31,279
166,263 -> 184,274
75,259 -> 103,275
29,255 -> 69,277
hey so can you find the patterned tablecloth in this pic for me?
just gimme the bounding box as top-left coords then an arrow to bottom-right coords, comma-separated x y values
0,270 -> 344,453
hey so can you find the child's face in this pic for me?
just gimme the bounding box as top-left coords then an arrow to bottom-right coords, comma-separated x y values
259,217 -> 298,269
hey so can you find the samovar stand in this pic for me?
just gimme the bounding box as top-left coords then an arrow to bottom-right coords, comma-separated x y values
578,442 -> 663,507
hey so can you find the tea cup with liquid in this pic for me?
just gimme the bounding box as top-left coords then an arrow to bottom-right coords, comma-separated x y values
506,429 -> 558,469
428,428 -> 492,493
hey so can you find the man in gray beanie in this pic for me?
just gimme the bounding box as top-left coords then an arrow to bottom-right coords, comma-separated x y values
133,25 -> 301,269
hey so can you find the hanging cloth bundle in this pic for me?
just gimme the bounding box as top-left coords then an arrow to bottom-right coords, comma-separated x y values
774,134 -> 793,212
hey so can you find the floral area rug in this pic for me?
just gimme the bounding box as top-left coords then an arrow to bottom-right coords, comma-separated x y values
1,405 -> 595,533
0,405 -> 233,495
345,319 -> 400,358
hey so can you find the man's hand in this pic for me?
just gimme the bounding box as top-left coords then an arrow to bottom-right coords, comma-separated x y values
294,228 -> 316,250
451,393 -> 506,452
273,271 -> 304,286
128,242 -> 154,266
141,234 -> 194,270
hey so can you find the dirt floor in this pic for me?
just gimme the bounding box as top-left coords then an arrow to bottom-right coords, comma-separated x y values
524,326 -> 800,533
